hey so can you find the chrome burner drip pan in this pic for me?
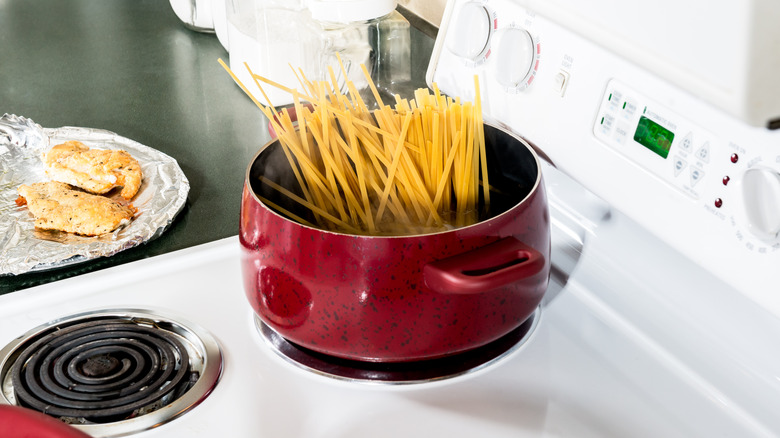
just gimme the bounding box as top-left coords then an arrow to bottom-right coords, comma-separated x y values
0,309 -> 222,437
256,307 -> 541,385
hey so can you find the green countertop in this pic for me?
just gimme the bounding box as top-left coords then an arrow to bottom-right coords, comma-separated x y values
1,0 -> 434,294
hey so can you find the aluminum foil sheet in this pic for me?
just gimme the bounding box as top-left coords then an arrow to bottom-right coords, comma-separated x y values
0,114 -> 189,275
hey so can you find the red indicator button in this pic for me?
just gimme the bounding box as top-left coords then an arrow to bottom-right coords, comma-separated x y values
730,153 -> 739,163
714,198 -> 723,208
722,176 -> 730,185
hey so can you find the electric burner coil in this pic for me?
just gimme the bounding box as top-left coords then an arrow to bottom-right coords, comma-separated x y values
0,309 -> 222,437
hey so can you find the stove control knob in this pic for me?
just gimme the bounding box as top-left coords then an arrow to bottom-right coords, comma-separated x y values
446,2 -> 492,60
738,166 -> 780,241
492,27 -> 535,89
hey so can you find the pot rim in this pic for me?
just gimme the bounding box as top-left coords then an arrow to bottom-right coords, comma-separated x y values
244,121 -> 543,239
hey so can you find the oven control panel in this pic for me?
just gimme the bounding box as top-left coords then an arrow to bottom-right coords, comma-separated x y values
428,0 -> 780,315
593,79 -> 780,254
593,79 -> 719,201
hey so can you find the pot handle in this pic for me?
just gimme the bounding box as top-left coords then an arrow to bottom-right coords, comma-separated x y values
423,237 -> 545,295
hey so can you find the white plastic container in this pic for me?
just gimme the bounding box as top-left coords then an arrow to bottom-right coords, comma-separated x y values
225,0 -> 410,107
226,0 -> 318,106
169,0 -> 215,33
309,0 -> 411,107
212,0 -> 229,50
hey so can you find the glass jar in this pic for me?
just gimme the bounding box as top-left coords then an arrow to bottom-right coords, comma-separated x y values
309,0 -> 411,108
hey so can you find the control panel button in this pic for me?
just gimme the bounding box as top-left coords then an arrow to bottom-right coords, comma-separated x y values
493,27 -> 535,88
673,156 -> 687,177
602,113 -> 615,131
621,100 -> 637,118
690,167 -> 705,187
741,166 -> 780,240
695,142 -> 711,163
447,2 -> 492,60
614,122 -> 631,145
607,91 -> 623,107
553,70 -> 569,96
495,28 -> 535,88
680,132 -> 693,152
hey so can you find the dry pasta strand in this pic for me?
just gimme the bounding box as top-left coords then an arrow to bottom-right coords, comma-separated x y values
220,58 -> 489,235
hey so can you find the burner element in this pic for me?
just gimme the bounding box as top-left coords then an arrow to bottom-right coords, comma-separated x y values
257,307 -> 541,384
0,310 -> 222,436
80,354 -> 122,377
12,320 -> 193,422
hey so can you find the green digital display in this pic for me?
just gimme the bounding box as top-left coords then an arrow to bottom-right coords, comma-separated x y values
633,116 -> 674,159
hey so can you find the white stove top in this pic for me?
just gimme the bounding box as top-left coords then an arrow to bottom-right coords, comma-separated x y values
2,164 -> 779,437
4,0 -> 779,435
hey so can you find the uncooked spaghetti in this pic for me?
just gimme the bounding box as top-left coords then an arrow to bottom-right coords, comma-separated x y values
220,57 -> 489,235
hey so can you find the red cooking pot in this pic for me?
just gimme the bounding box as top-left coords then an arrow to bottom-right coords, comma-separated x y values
240,123 -> 550,362
0,405 -> 91,438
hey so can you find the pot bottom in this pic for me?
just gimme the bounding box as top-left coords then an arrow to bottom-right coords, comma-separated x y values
254,306 -> 541,385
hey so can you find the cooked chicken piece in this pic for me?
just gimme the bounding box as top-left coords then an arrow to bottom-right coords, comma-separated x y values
17,182 -> 136,236
43,140 -> 143,200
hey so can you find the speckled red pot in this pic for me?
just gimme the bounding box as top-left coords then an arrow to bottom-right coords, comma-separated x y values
240,124 -> 550,362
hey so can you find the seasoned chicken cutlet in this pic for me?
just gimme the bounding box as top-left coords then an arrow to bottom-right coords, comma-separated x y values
43,140 -> 143,200
17,182 -> 136,236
